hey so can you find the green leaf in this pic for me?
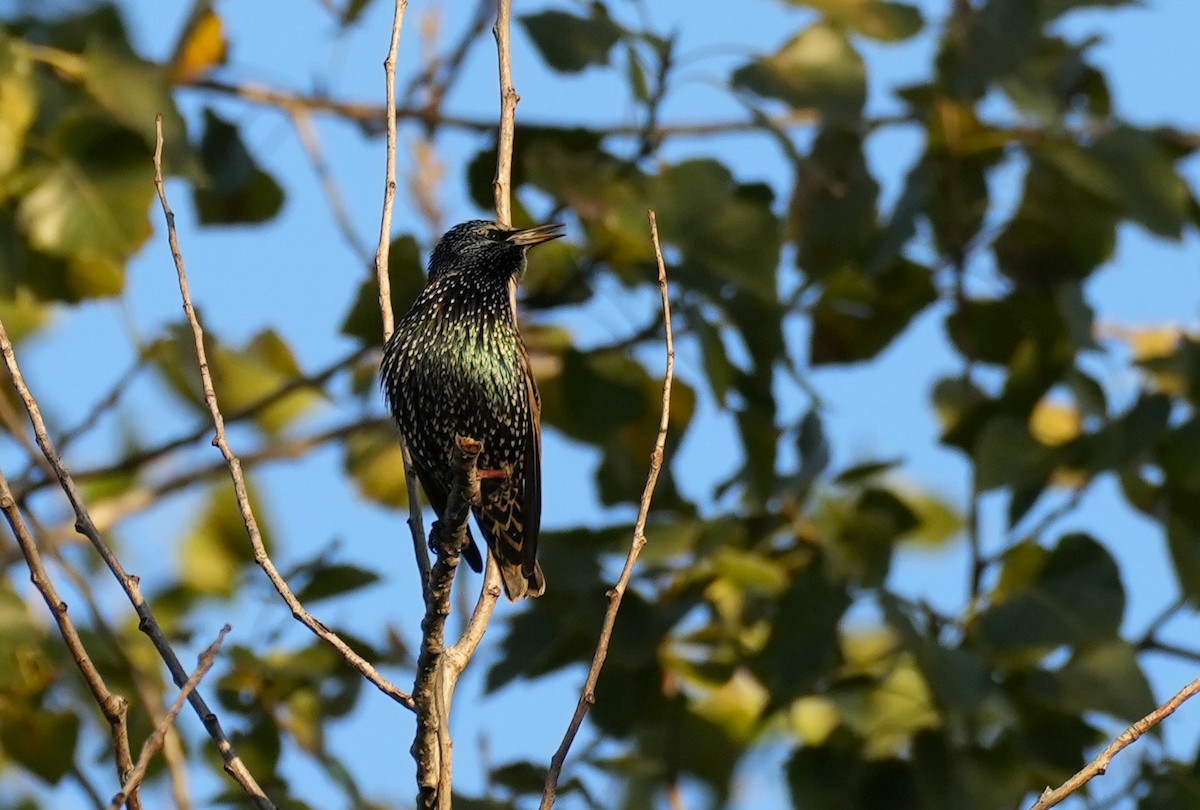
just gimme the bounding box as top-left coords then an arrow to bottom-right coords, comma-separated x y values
789,740 -> 920,809
149,325 -> 323,431
935,0 -> 1040,101
81,37 -> 193,175
973,417 -> 1054,493
294,563 -> 381,604
1055,641 -> 1155,722
543,349 -> 647,441
193,109 -> 284,225
993,148 -> 1118,285
0,33 -> 36,178
341,234 -> 427,347
793,127 -> 879,279
520,5 -> 623,73
653,160 -> 781,302
0,707 -> 79,784
180,481 -> 272,597
810,259 -> 937,365
14,118 -> 153,297
1000,35 -> 1111,119
733,24 -> 867,118
1089,126 -> 1191,238
343,424 -> 410,509
831,487 -> 919,586
0,288 -> 49,343
798,0 -> 924,41
490,761 -> 547,797
751,554 -> 851,706
977,533 -> 1124,651
340,0 -> 374,27
884,596 -> 990,714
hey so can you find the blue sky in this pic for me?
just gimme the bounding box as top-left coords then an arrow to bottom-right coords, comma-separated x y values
6,1 -> 1200,808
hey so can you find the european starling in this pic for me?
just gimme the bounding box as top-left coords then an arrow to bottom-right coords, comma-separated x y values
380,220 -> 563,601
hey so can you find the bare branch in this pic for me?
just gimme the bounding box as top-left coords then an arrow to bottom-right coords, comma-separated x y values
0,471 -> 140,809
373,0 -> 431,597
153,115 -> 415,712
187,77 -> 827,141
540,210 -> 676,809
0,318 -> 273,808
18,345 -> 369,500
412,437 -> 483,810
375,0 -> 408,341
491,0 -> 518,226
1030,671 -> 1200,809
109,625 -> 231,810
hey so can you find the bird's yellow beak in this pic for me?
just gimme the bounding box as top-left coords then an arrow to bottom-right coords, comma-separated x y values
504,223 -> 565,247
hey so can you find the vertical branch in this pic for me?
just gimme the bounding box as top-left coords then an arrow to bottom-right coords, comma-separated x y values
373,0 -> 431,594
153,117 -> 415,710
0,471 -> 140,809
411,3 -> 518,804
412,437 -> 483,810
375,0 -> 408,342
492,0 -> 518,226
0,316 -> 273,809
539,210 -> 676,809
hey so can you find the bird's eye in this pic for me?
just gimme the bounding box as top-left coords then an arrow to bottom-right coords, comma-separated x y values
478,226 -> 502,241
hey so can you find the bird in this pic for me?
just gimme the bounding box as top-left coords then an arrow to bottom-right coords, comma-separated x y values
380,219 -> 563,601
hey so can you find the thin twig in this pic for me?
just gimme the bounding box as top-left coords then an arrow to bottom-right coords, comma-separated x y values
412,437 -> 483,810
13,352 -> 146,487
28,508 -> 190,810
491,0 -> 518,227
0,320 -> 273,808
375,0 -> 408,342
187,77 -> 827,140
402,0 -> 494,120
153,115 -> 415,712
18,345 -> 369,499
539,210 -> 675,809
20,417 -> 389,556
0,471 -> 140,809
373,0 -> 431,597
1030,671 -> 1200,808
290,108 -> 374,265
410,4 -> 519,802
109,625 -> 231,810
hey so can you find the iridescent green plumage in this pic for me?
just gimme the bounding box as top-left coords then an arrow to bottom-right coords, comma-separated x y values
381,220 -> 562,600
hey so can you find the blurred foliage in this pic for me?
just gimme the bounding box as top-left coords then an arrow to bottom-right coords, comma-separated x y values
0,1 -> 1198,809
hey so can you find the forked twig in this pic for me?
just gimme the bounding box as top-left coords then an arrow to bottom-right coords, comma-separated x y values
0,470 -> 140,809
109,625 -> 231,810
153,115 -> 415,712
0,310 -> 272,809
539,210 -> 675,808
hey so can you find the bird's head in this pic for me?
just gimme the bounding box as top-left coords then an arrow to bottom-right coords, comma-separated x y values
428,220 -> 564,282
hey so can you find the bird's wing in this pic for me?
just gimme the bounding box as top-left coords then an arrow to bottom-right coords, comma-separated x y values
471,344 -> 544,599
521,347 -> 542,576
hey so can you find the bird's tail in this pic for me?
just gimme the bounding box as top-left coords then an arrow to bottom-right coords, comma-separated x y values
498,560 -> 545,602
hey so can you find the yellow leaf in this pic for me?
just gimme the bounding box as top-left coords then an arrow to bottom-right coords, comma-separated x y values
1124,324 -> 1182,361
169,10 -> 227,83
790,696 -> 839,745
1029,399 -> 1081,447
690,670 -> 768,742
